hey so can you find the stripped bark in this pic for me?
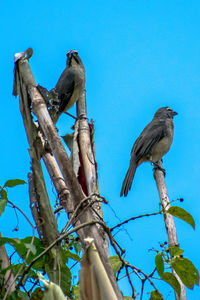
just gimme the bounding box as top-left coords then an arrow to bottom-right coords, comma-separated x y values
76,90 -> 108,254
0,233 -> 16,294
14,49 -> 123,299
14,53 -> 60,284
154,160 -> 186,300
80,238 -> 118,300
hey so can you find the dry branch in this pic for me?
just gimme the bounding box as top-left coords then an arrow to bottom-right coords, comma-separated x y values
154,160 -> 186,300
14,49 -> 123,299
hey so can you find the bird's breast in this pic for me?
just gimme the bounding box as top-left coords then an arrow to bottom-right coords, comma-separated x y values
64,67 -> 85,111
150,119 -> 174,162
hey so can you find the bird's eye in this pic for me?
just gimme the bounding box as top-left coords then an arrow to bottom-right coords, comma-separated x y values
66,50 -> 78,57
166,107 -> 172,111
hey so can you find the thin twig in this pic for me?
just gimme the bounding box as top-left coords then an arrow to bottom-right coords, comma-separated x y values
125,265 -> 136,299
64,111 -> 78,120
140,280 -> 145,300
61,193 -> 107,234
7,200 -> 35,229
111,210 -> 162,232
14,206 -> 159,299
17,219 -> 107,285
106,226 -> 159,296
3,201 -> 35,299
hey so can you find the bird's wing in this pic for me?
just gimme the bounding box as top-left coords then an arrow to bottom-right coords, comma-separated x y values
131,118 -> 167,162
55,69 -> 75,112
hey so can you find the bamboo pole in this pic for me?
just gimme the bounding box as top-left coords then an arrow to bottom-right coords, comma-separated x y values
80,238 -> 118,300
14,49 -> 123,299
154,160 -> 186,300
16,64 -> 59,248
76,90 -> 98,196
13,51 -> 62,289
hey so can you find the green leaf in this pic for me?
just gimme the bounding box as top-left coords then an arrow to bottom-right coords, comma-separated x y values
149,290 -> 164,300
66,250 -> 81,262
171,257 -> 199,289
74,240 -> 82,254
167,206 -> 195,229
0,263 -> 24,277
0,237 -> 21,248
4,179 -> 26,188
161,272 -> 181,296
72,285 -> 80,300
1,188 -> 8,199
155,253 -> 164,276
109,255 -> 122,274
25,243 -> 36,255
0,237 -> 45,268
0,199 -> 7,216
170,246 -> 184,257
7,290 -> 29,300
29,287 -> 44,299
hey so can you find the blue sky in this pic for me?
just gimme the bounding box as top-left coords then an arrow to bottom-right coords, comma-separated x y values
1,0 -> 200,298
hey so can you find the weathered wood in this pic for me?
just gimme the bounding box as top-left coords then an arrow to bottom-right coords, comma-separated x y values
16,53 -> 123,299
18,75 -> 59,248
80,238 -> 118,300
76,90 -> 108,251
154,160 -> 186,300
77,90 -> 98,196
14,59 -> 60,285
0,233 -> 16,294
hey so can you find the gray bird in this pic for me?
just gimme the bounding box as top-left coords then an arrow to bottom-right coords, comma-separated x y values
120,107 -> 178,197
55,49 -> 85,115
37,50 -> 85,122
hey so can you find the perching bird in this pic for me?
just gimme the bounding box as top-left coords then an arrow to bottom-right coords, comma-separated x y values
37,50 -> 85,122
120,107 -> 178,197
55,50 -> 85,115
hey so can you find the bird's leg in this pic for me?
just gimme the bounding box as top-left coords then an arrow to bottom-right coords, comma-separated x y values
64,111 -> 78,120
152,161 -> 166,176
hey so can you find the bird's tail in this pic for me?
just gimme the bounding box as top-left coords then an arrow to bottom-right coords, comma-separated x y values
120,157 -> 137,197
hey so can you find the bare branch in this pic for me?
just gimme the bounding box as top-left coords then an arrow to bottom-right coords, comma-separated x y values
3,201 -> 36,299
154,160 -> 186,300
111,210 -> 162,232
61,193 -> 107,234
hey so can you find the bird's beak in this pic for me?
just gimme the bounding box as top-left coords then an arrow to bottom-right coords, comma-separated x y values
172,110 -> 178,116
73,54 -> 80,64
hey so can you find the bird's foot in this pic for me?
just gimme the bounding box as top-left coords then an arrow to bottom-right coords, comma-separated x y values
37,85 -> 59,110
48,88 -> 58,100
153,162 -> 166,176
37,84 -> 50,103
50,103 -> 59,112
